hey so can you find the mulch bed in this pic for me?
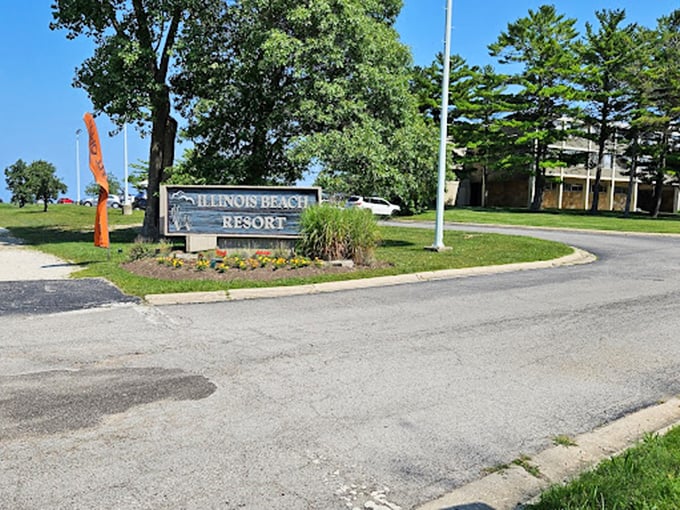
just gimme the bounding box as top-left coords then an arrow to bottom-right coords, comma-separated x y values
122,257 -> 357,282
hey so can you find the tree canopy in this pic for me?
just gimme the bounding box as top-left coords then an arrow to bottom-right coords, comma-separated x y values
4,159 -> 67,211
577,9 -> 638,213
51,0 -> 215,239
51,2 -> 680,219
85,174 -> 122,198
489,4 -> 582,211
171,0 -> 436,213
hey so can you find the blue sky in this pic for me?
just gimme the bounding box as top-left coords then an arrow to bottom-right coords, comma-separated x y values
1,1 -> 678,202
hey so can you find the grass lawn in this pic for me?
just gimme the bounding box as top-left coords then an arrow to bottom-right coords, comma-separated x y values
526,427 -> 680,509
0,203 -> 572,297
407,207 -> 680,234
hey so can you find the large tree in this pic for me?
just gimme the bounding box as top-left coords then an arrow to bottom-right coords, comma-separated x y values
451,65 -> 519,207
4,159 -> 33,207
4,159 -> 66,211
411,53 -> 475,127
31,161 -> 68,211
173,0 -> 437,213
633,11 -> 680,217
489,4 -> 582,211
50,0 -> 213,240
577,9 -> 637,214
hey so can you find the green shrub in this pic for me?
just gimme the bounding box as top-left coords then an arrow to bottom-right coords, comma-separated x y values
127,238 -> 178,262
127,242 -> 155,261
297,204 -> 380,265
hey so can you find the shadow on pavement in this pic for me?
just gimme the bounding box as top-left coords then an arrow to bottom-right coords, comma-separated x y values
441,504 -> 497,510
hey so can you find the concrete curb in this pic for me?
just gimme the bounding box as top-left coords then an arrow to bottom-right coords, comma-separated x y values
144,247 -> 595,306
416,397 -> 680,510
394,219 -> 680,238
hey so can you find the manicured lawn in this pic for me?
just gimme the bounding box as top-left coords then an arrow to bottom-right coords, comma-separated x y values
0,203 -> 572,297
526,427 -> 680,509
407,207 -> 680,234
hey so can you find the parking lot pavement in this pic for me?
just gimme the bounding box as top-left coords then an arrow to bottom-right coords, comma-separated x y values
0,227 -> 139,315
0,279 -> 139,316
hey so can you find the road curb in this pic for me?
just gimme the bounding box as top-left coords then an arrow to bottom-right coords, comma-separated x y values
144,247 -> 595,305
416,397 -> 680,510
392,219 -> 680,237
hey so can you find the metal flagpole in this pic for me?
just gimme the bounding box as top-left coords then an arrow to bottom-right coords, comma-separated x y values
75,129 -> 82,204
124,124 -> 129,206
429,0 -> 453,252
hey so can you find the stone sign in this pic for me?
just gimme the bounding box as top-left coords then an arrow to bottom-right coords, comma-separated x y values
160,185 -> 320,239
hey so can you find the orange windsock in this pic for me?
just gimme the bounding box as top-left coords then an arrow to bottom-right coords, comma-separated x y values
83,113 -> 110,248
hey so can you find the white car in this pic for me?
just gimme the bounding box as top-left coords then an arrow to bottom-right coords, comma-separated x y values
345,196 -> 400,216
80,195 -> 122,208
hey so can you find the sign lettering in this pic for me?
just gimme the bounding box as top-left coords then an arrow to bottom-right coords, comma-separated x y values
161,185 -> 320,238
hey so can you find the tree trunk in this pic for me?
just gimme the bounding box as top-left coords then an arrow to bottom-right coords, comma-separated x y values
589,167 -> 602,214
481,166 -> 487,208
590,104 -> 610,215
135,3 -> 181,242
623,133 -> 638,218
529,144 -> 543,211
651,175 -> 664,218
650,132 -> 669,219
589,132 -> 608,214
141,92 -> 175,241
530,173 -> 544,211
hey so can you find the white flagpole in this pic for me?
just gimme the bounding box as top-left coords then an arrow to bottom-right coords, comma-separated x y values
124,124 -> 129,205
430,0 -> 453,251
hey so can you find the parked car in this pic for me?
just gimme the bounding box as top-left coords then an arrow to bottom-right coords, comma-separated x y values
57,197 -> 74,204
132,192 -> 147,210
80,196 -> 122,208
345,195 -> 401,216
321,192 -> 346,207
108,196 -> 122,209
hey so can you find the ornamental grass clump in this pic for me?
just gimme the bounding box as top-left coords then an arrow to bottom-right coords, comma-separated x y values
344,205 -> 380,265
297,204 -> 379,265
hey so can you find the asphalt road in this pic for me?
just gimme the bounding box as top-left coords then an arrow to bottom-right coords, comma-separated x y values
0,279 -> 139,315
1,225 -> 680,509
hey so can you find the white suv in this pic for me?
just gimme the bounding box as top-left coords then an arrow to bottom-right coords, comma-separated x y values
345,196 -> 400,216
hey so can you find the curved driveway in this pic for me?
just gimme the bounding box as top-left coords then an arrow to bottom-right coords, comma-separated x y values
2,224 -> 680,509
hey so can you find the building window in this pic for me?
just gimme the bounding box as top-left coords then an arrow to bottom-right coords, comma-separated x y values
565,183 -> 583,192
614,186 -> 627,194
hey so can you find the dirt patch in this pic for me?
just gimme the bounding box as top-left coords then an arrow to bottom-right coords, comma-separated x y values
122,257 -> 358,282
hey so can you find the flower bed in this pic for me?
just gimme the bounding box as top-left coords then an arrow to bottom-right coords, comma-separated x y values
123,249 -> 354,282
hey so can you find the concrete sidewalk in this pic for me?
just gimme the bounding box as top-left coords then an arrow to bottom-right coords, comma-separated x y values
0,227 -> 78,281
